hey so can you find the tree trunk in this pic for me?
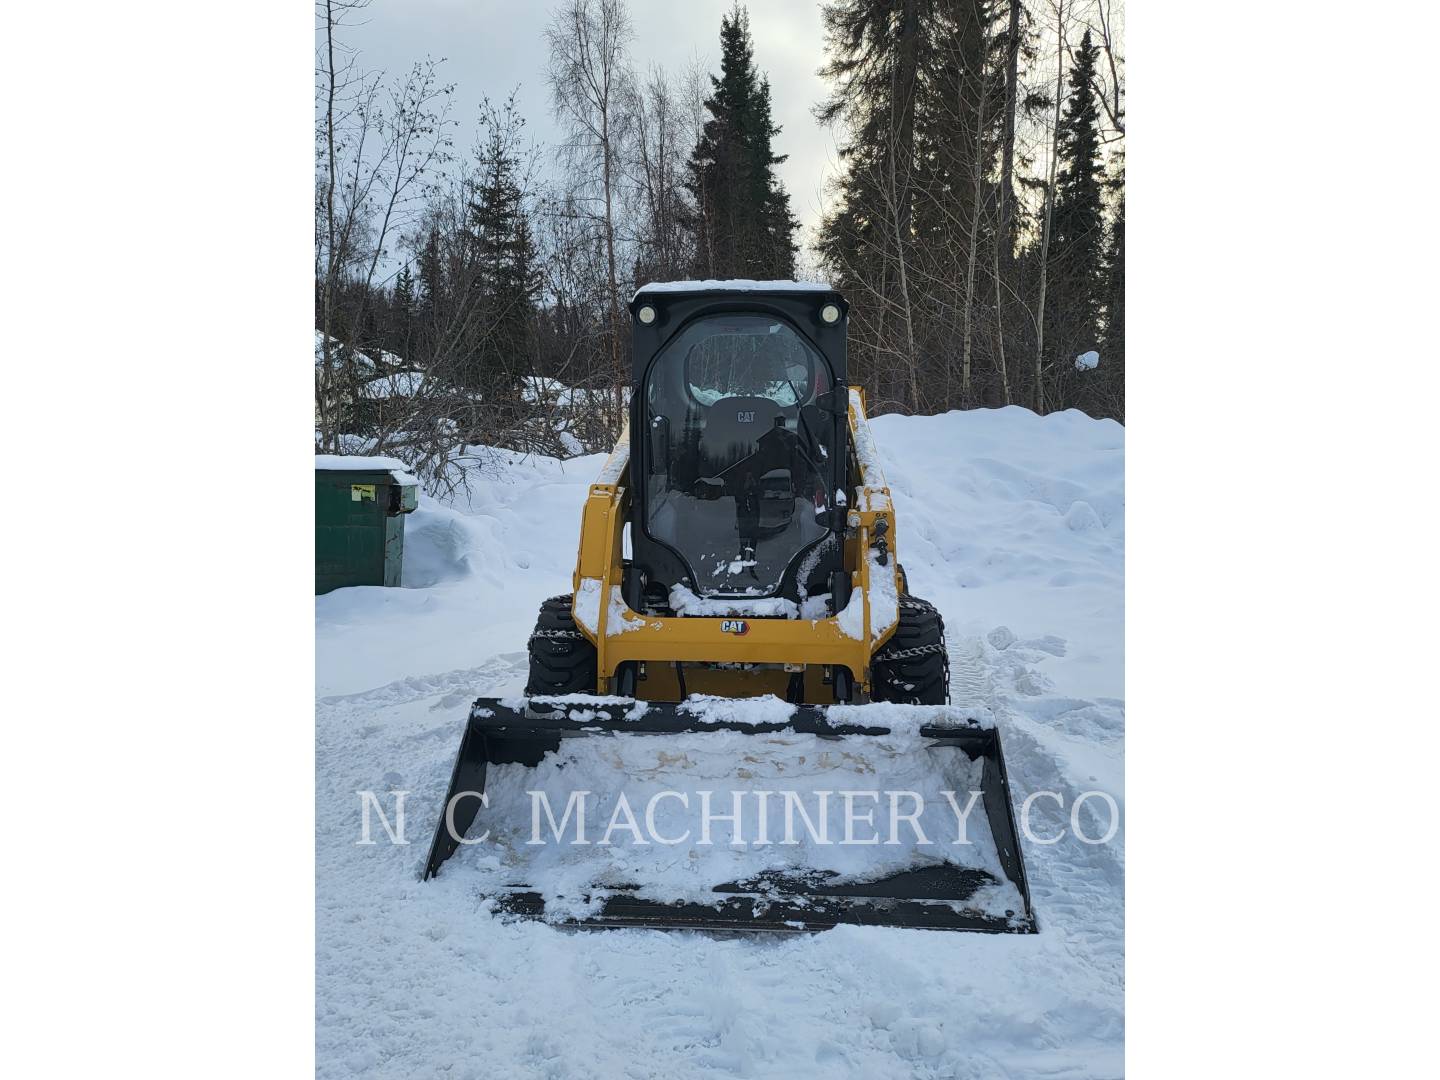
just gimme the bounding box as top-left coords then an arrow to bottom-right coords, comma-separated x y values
997,0 -> 1021,267
959,30 -> 989,407
990,0 -> 1021,408
889,148 -> 920,414
1034,0 -> 1067,415
892,0 -> 920,412
991,217 -> 1011,406
601,118 -> 624,435
319,0 -> 340,452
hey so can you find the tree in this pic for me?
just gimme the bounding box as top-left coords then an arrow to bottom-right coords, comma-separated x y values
314,0 -> 453,450
989,0 -> 1031,407
688,4 -> 798,280
461,96 -> 542,400
815,1 -> 1005,413
1045,27 -> 1106,377
546,0 -> 634,435
926,1 -> 1004,407
1101,167 -> 1123,367
814,0 -> 930,412
386,264 -> 416,358
627,66 -> 694,284
1090,153 -> 1124,419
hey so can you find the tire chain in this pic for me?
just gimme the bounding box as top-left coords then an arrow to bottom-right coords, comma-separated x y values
532,596 -> 584,644
883,596 -> 951,704
876,641 -> 947,661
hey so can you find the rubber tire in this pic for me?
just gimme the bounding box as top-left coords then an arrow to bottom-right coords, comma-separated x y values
524,594 -> 598,695
870,595 -> 949,705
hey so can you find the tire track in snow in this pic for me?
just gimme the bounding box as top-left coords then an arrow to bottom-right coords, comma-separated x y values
317,652 -> 529,712
940,624 -> 1124,997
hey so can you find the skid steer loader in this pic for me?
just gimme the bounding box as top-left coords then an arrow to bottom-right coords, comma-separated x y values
423,282 -> 1036,933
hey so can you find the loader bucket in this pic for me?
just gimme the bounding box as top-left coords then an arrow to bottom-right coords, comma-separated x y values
423,697 -> 1037,934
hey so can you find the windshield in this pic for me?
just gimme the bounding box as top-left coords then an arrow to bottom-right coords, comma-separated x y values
643,315 -> 836,599
684,317 -> 815,406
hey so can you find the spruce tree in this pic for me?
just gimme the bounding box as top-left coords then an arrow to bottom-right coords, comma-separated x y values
815,1 -> 1005,410
688,4 -> 798,279
1094,157 -> 1124,420
1047,28 -> 1105,364
465,98 -> 541,399
1101,167 -> 1123,369
417,227 -> 442,330
389,265 -> 416,360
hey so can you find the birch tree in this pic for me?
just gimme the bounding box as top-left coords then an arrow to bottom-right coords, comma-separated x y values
545,0 -> 635,435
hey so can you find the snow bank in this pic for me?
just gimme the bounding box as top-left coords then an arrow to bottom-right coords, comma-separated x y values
868,405 -> 1123,698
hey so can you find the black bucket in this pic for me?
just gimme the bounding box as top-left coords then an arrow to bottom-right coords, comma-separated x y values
423,698 -> 1037,934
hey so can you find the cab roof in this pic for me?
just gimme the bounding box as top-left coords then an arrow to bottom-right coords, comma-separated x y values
632,279 -> 835,301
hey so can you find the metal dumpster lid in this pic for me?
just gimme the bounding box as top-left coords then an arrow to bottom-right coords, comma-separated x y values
314,454 -> 418,487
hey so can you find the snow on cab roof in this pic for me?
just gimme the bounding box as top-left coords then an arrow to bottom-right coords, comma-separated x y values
633,279 -> 834,300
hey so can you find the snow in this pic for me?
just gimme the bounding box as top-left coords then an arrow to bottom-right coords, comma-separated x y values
1075,349 -> 1100,371
634,279 -> 833,299
359,371 -> 426,399
670,582 -> 800,619
848,389 -> 883,475
604,583 -> 643,635
832,549 -> 897,643
313,454 -> 418,487
313,453 -> 409,472
847,388 -> 893,512
672,695 -> 994,736
572,576 -> 603,635
520,374 -> 566,402
835,580 -> 865,640
317,405 -> 1124,1076
467,724 -> 1020,924
868,547 -> 900,642
593,439 -> 629,486
314,330 -> 402,375
523,374 -> 627,410
571,577 -> 644,636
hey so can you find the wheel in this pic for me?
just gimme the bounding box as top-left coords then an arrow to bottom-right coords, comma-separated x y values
524,594 -> 597,695
870,595 -> 949,705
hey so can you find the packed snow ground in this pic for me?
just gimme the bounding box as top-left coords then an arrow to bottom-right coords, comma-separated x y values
316,406 -> 1124,1078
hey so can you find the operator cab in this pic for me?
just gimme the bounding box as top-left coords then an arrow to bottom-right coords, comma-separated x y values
628,283 -> 850,616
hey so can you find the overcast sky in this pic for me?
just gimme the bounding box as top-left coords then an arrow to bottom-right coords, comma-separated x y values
333,0 -> 844,258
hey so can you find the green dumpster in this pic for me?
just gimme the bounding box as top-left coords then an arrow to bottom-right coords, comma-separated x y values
315,456 -> 419,594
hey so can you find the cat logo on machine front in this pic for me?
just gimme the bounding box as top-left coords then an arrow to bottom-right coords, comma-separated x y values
720,619 -> 749,635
